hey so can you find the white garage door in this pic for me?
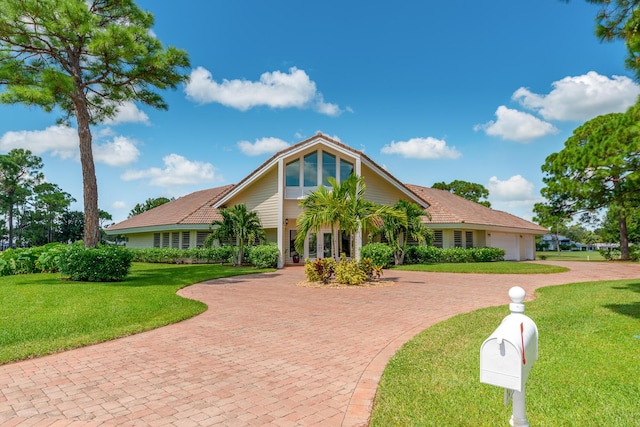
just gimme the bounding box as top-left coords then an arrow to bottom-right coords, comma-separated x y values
490,233 -> 518,261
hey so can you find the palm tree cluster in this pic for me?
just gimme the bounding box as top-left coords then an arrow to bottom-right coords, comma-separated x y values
295,174 -> 431,264
207,204 -> 265,266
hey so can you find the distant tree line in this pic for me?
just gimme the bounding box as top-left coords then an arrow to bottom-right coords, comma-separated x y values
0,149 -> 112,248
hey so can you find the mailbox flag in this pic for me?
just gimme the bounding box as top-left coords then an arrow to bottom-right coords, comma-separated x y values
520,322 -> 526,365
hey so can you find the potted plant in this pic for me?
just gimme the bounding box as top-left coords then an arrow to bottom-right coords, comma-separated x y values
292,252 -> 300,263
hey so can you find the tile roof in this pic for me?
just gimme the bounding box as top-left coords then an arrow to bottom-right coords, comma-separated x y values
105,135 -> 546,235
406,184 -> 547,233
106,185 -> 234,232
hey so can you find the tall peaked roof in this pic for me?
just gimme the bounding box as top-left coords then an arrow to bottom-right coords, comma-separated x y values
106,185 -> 234,232
406,184 -> 547,233
215,132 -> 428,208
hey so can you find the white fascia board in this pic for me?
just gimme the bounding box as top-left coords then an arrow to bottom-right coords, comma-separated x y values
104,223 -> 212,235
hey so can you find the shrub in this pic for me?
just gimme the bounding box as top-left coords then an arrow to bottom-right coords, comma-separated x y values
335,256 -> 367,285
248,244 -> 280,268
405,246 -> 505,264
304,258 -> 335,283
36,243 -> 67,272
57,244 -> 134,282
406,245 -> 444,264
361,243 -> 394,268
130,247 -> 184,263
468,247 -> 505,262
189,246 -> 234,264
599,247 -> 621,261
359,257 -> 383,281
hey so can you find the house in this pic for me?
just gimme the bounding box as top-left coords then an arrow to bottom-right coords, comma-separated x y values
105,133 -> 547,266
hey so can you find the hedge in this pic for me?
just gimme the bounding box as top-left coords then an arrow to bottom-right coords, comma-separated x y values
57,244 -> 134,282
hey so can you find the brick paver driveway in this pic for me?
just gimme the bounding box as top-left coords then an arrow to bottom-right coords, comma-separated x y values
1,261 -> 639,426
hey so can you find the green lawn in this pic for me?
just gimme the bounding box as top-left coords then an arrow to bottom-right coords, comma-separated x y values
0,263 -> 272,365
370,278 -> 640,426
394,261 -> 568,274
536,250 -> 606,261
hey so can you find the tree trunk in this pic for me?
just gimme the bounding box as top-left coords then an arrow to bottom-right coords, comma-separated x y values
618,210 -> 630,260
74,95 -> 100,248
7,191 -> 14,248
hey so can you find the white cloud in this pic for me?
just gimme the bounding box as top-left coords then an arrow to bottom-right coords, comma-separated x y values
0,125 -> 78,159
185,66 -> 343,116
238,137 -> 290,156
112,200 -> 127,210
474,106 -> 559,142
381,137 -> 462,159
487,175 -> 536,201
0,125 -> 140,166
512,71 -> 640,121
102,101 -> 149,125
93,136 -> 141,166
121,154 -> 222,187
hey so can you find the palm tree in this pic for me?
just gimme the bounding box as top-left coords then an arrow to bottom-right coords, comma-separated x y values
380,199 -> 432,265
210,204 -> 265,265
295,180 -> 346,258
295,174 -> 406,259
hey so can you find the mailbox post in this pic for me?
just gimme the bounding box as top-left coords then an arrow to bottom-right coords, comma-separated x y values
480,286 -> 538,427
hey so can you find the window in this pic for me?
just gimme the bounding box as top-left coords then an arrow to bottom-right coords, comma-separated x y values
285,151 -> 354,199
289,230 -> 297,255
286,159 -> 300,186
309,233 -> 317,258
153,233 -> 160,248
182,232 -> 190,249
171,232 -> 180,248
322,152 -> 336,186
162,232 -> 170,248
340,231 -> 351,257
465,231 -> 473,248
454,231 -> 462,248
196,231 -> 209,247
304,152 -> 317,186
340,160 -> 354,182
433,230 -> 443,248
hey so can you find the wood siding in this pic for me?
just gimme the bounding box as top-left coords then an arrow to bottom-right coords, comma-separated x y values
361,164 -> 407,205
226,167 -> 279,228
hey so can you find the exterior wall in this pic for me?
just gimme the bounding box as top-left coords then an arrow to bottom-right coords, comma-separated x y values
361,164 -> 408,206
264,228 -> 277,243
226,167 -> 279,228
125,232 -> 154,248
488,232 -> 519,260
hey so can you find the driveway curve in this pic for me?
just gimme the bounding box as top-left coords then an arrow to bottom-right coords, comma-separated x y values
1,261 -> 639,426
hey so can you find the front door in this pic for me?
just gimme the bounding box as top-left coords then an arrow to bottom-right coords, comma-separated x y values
304,229 -> 334,260
322,232 -> 332,258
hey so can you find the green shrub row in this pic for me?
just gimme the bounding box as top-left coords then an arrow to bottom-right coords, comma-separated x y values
130,246 -> 235,264
360,242 -> 394,268
0,243 -> 67,276
130,245 -> 280,268
304,255 -> 383,286
404,245 -> 505,264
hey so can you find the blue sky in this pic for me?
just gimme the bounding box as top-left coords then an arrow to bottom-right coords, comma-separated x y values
1,0 -> 638,225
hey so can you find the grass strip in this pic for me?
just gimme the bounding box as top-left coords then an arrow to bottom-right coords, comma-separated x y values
0,263 -> 272,364
393,261 -> 568,274
370,278 -> 640,426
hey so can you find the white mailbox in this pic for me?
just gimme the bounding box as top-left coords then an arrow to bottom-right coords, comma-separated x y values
480,286 -> 538,392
